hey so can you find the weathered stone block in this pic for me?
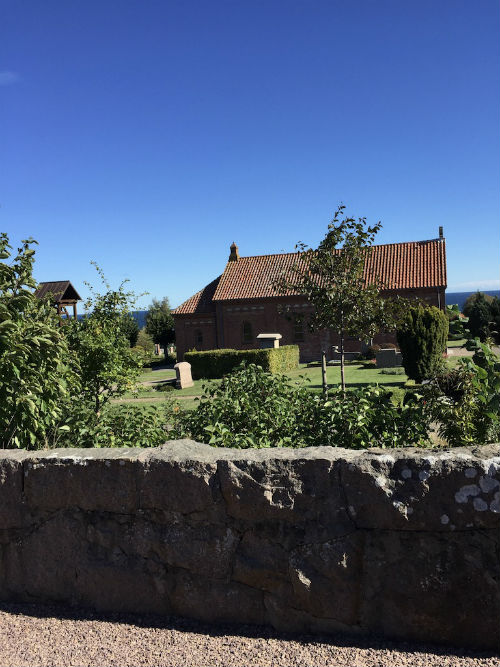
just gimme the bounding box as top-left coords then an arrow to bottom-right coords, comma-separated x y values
360,529 -> 500,650
218,456 -> 352,540
23,450 -> 139,513
140,456 -> 219,515
288,532 -> 364,625
340,447 -> 500,531
169,570 -> 265,626
0,454 -> 26,529
232,533 -> 289,592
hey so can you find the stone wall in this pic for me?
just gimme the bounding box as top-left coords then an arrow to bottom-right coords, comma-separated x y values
1,441 -> 499,650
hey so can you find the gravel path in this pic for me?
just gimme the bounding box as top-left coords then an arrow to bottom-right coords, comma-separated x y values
0,603 -> 497,667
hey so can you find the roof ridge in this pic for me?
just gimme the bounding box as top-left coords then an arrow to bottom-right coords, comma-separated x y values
235,238 -> 444,261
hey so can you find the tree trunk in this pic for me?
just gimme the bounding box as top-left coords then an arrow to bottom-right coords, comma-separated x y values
321,350 -> 328,400
340,323 -> 345,394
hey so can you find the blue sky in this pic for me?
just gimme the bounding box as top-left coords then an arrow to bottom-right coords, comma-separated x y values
2,0 -> 499,310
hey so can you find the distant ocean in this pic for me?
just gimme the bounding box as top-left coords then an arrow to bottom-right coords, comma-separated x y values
81,292 -> 500,324
445,290 -> 500,311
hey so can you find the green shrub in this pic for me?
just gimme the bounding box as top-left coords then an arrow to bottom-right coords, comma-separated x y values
154,382 -> 175,392
379,367 -> 406,375
55,401 -> 178,448
135,328 -> 155,355
0,235 -> 74,449
396,305 -> 448,383
173,363 -> 431,449
449,318 -> 466,338
466,292 -> 493,341
184,345 -> 299,379
463,291 -> 494,317
426,341 -> 500,446
361,344 -> 381,360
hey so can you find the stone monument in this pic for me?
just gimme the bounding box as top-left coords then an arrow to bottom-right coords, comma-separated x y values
256,333 -> 282,349
174,361 -> 194,389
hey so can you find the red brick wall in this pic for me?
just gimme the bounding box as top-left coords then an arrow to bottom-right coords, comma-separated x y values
174,288 -> 445,362
174,315 -> 217,360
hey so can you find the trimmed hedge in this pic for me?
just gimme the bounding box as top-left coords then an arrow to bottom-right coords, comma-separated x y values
185,345 -> 300,379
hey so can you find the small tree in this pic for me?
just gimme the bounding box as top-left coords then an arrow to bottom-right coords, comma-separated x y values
466,292 -> 493,341
136,328 -> 156,355
121,313 -> 140,347
276,205 -> 406,392
463,291 -> 494,317
0,234 -> 73,448
145,297 -> 175,357
65,264 -> 143,414
490,297 -> 500,344
397,304 -> 448,383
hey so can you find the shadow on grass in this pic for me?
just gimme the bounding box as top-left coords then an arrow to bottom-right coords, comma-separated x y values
0,601 -> 495,659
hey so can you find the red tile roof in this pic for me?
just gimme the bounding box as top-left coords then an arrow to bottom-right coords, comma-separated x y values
172,276 -> 220,315
173,238 -> 446,314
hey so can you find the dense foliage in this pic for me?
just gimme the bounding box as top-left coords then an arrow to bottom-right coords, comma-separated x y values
464,292 -> 495,342
427,339 -> 500,446
184,345 -> 299,379
397,305 -> 448,383
64,265 -> 143,414
145,297 -> 175,352
275,205 -> 408,391
120,314 -> 140,347
0,235 -> 73,448
55,402 -> 176,449
174,363 -> 432,449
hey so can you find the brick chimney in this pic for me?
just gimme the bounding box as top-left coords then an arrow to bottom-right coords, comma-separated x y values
439,226 -> 444,239
229,242 -> 239,261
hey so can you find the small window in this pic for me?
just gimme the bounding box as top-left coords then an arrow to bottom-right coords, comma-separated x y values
242,321 -> 253,343
293,316 -> 304,342
194,330 -> 203,348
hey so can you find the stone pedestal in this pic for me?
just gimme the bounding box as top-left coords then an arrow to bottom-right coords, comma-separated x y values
174,362 -> 194,389
256,333 -> 282,349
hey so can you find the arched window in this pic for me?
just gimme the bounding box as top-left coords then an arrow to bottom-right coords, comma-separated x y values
194,330 -> 203,348
242,321 -> 253,343
293,316 -> 304,342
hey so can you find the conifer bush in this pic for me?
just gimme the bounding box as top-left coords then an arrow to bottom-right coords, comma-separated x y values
396,305 -> 448,383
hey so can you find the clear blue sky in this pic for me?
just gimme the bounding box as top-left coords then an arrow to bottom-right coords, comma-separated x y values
2,0 -> 499,310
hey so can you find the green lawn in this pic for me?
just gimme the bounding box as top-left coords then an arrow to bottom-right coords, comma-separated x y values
286,363 -> 408,391
114,362 -> 412,412
121,356 -> 470,411
447,338 -> 467,348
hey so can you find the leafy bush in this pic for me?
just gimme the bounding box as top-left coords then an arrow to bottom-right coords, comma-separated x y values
0,235 -> 75,448
463,291 -> 494,317
121,314 -> 139,347
397,305 -> 448,383
184,346 -> 299,379
64,265 -> 143,414
427,340 -> 500,446
55,402 -> 178,449
145,297 -> 175,352
466,292 -> 493,341
174,363 -> 431,449
135,328 -> 156,355
361,344 -> 380,360
446,303 -> 460,321
154,382 -> 175,392
379,367 -> 406,375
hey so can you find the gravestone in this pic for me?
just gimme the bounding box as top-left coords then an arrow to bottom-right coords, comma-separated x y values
174,361 -> 194,389
376,348 -> 403,368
